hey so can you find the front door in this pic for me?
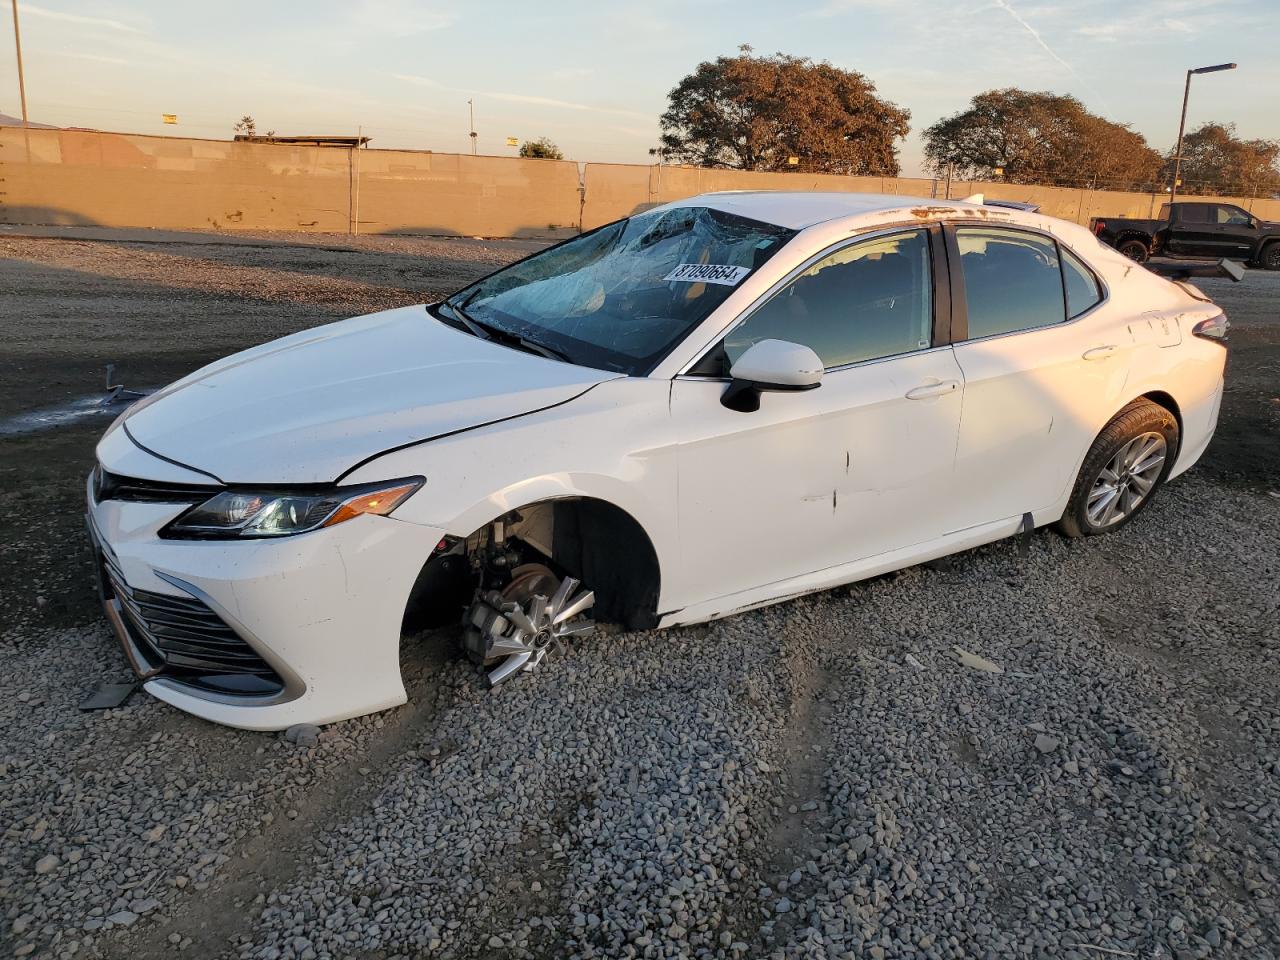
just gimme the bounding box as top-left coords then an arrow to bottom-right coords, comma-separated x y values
670,227 -> 966,609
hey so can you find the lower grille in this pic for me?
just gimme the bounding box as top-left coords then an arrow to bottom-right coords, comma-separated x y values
100,551 -> 284,697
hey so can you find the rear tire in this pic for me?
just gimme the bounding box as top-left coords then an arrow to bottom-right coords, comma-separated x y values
1260,242 -> 1280,271
1117,239 -> 1149,263
1058,400 -> 1179,538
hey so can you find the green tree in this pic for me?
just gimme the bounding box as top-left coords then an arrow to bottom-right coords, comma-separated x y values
1168,122 -> 1280,196
518,137 -> 564,160
233,115 -> 274,139
659,47 -> 910,175
923,89 -> 1162,191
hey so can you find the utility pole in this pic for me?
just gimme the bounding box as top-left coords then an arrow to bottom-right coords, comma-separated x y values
10,0 -> 28,126
1170,62 -> 1236,205
467,99 -> 477,156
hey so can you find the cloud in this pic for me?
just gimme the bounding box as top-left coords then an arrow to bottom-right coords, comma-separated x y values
20,3 -> 141,32
989,0 -> 1112,107
61,51 -> 130,65
1077,15 -> 1199,41
353,0 -> 455,34
806,0 -> 900,15
393,74 -> 651,121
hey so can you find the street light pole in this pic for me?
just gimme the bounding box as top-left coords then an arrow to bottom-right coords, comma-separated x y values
10,0 -> 28,127
467,99 -> 476,156
1170,62 -> 1236,205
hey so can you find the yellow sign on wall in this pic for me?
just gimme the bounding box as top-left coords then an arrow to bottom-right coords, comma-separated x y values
506,137 -> 519,147
162,114 -> 178,124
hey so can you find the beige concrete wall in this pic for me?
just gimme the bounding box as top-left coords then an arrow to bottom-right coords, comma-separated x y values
580,164 -> 928,229
1,127 -> 352,231
4,127 -> 1279,237
0,128 -> 578,238
581,163 -> 1280,229
353,149 -> 580,239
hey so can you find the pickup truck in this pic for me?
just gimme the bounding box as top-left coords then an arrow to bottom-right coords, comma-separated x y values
1090,200 -> 1280,270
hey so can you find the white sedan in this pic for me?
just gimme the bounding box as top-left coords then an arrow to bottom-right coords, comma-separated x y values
87,192 -> 1230,730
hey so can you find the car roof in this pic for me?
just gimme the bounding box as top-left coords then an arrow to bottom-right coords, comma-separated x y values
660,191 -> 997,230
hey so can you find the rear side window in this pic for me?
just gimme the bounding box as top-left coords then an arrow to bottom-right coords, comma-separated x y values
1179,204 -> 1211,224
956,228 -> 1065,339
1062,249 -> 1102,318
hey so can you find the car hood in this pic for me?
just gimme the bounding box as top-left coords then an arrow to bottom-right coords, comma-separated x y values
120,305 -> 620,484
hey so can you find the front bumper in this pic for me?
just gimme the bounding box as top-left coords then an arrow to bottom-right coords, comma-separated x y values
86,473 -> 445,730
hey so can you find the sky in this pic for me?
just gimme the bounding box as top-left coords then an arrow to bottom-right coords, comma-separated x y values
1,0 -> 1277,178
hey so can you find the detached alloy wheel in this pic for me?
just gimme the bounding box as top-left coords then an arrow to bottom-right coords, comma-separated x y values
1058,400 -> 1179,538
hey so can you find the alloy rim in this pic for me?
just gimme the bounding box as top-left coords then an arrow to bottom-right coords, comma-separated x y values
1087,431 -> 1166,528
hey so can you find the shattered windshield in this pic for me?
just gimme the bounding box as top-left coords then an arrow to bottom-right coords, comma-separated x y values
438,207 -> 796,375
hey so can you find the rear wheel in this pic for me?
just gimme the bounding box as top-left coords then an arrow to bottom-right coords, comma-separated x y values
1260,242 -> 1280,271
1058,400 -> 1178,538
1117,239 -> 1149,263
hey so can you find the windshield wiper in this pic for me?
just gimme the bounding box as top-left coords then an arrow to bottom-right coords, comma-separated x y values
516,337 -> 572,363
438,301 -> 572,364
436,301 -> 492,341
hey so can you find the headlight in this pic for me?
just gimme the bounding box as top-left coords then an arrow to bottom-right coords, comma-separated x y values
161,477 -> 423,539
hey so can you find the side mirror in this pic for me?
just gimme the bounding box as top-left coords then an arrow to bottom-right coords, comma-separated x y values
721,339 -> 823,412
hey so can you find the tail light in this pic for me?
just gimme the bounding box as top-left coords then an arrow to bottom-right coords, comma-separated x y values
1093,220 -> 1106,235
1191,312 -> 1229,345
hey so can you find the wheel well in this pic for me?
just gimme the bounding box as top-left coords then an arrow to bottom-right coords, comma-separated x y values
1115,232 -> 1150,249
401,497 -> 661,635
1133,391 -> 1183,462
549,498 -> 661,630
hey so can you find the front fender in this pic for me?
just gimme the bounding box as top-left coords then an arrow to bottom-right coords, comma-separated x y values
342,376 -> 682,610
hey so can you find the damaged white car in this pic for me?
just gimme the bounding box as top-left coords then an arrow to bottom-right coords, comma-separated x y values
87,192 -> 1231,730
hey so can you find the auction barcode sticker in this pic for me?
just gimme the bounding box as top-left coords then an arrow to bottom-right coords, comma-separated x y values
663,263 -> 751,286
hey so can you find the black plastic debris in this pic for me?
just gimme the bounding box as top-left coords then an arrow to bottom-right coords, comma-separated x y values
79,682 -> 139,711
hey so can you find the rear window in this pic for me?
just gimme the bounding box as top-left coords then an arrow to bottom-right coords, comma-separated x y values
956,228 -> 1065,339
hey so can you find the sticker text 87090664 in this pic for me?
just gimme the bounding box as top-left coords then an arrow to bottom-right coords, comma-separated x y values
663,263 -> 752,286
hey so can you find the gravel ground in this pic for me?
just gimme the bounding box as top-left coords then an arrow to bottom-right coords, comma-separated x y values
0,230 -> 1277,960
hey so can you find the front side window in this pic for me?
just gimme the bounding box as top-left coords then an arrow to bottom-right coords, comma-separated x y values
956,227 -> 1065,339
1213,204 -> 1253,226
438,207 -> 795,375
718,229 -> 934,371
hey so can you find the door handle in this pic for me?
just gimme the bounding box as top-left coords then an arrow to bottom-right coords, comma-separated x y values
905,379 -> 960,400
1082,345 -> 1117,361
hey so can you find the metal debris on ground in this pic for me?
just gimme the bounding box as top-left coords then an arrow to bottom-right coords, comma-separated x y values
102,363 -> 149,406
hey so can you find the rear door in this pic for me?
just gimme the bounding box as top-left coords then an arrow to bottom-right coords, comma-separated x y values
1165,204 -> 1216,256
946,225 -> 1129,530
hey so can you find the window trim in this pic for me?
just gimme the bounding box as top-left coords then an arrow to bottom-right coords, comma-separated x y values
677,224 -> 950,379
943,222 -> 1110,345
